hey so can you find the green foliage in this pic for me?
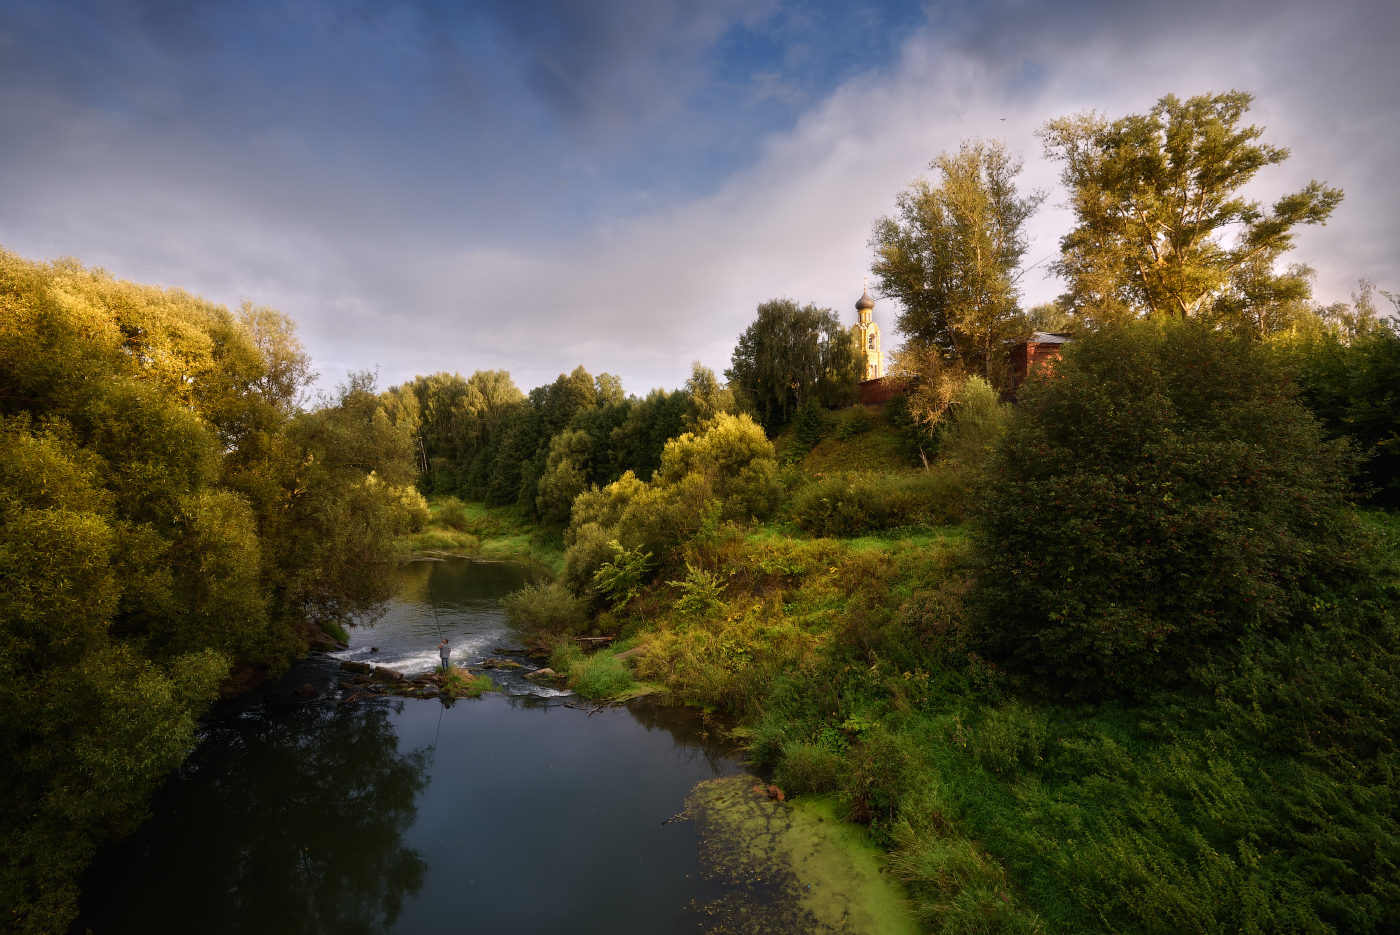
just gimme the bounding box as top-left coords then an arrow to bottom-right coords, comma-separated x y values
871,139 -> 1044,378
0,249 -> 420,931
500,581 -> 589,635
592,540 -> 653,611
791,471 -> 968,536
568,649 -> 636,699
883,394 -> 937,466
726,298 -> 859,430
433,496 -> 470,530
972,317 -> 1372,696
561,413 -> 782,597
935,376 -> 1009,470
682,361 -> 745,427
789,397 -> 833,458
657,412 -> 782,521
667,563 -> 728,616
1296,317 -> 1400,506
1041,90 -> 1342,328
534,428 -> 593,525
835,405 -> 872,441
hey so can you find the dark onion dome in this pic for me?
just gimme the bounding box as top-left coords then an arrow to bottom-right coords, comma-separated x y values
855,290 -> 875,310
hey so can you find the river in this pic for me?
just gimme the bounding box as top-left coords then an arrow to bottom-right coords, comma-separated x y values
73,556 -> 915,935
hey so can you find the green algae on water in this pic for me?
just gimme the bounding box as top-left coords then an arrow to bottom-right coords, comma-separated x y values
683,775 -> 918,935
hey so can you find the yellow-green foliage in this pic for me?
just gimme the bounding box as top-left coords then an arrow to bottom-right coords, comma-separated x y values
403,497 -> 562,569
790,470 -> 970,536
501,580 -> 589,634
562,413 -> 780,596
568,649 -> 636,699
547,482 -> 1400,934
0,249 -> 421,931
780,405 -> 919,475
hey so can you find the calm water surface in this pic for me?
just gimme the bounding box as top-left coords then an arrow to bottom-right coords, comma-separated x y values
74,558 -> 745,934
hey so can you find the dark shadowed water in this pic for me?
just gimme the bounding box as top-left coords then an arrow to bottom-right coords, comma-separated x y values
73,558 -> 746,935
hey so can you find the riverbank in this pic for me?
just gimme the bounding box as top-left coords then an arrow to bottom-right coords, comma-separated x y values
499,411 -> 1400,934
399,497 -> 565,572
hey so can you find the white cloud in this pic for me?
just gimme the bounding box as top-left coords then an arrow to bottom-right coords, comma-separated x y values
3,0 -> 1394,398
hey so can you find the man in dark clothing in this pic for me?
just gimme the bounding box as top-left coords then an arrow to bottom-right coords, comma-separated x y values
438,638 -> 450,671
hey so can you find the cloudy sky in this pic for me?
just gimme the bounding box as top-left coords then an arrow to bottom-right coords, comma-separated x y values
1,0 -> 1396,395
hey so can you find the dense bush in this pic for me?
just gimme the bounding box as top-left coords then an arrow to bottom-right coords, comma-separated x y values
973,318 -> 1374,696
791,471 -> 967,536
500,581 -> 589,635
0,251 -> 420,931
835,404 -> 872,441
561,414 -> 780,595
1296,320 -> 1400,507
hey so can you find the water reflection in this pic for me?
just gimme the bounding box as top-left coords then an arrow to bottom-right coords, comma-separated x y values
74,557 -> 750,935
76,702 -> 429,935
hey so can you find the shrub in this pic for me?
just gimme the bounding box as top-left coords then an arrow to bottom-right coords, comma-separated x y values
835,404 -> 872,440
591,540 -> 653,610
500,581 -> 589,635
936,376 -> 1008,470
668,563 -> 727,617
784,397 -> 833,463
434,496 -> 469,530
775,739 -> 845,794
1296,320 -> 1400,507
561,414 -> 779,598
385,483 -> 432,532
569,650 -> 635,699
791,471 -> 967,536
973,318 -> 1373,696
562,522 -> 616,596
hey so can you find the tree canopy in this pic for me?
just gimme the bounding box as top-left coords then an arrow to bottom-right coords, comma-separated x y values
726,298 -> 859,429
870,139 -> 1043,379
973,317 -> 1371,696
0,250 -> 423,932
1041,91 -> 1343,329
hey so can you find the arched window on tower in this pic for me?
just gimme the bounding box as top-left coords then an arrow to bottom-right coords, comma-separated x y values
868,334 -> 876,350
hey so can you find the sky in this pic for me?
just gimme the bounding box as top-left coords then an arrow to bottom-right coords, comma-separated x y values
1,0 -> 1396,396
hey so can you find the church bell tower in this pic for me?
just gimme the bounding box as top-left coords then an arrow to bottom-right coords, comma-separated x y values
853,279 -> 883,381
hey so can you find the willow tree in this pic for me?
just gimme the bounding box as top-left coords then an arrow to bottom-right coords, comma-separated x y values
870,139 -> 1043,379
726,299 -> 859,430
1040,91 -> 1342,330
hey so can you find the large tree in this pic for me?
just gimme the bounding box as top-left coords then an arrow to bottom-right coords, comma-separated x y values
1040,91 -> 1342,328
870,139 -> 1043,378
0,250 -> 423,932
726,299 -> 859,430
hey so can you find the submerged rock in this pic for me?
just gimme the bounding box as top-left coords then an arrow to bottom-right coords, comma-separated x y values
339,661 -> 372,675
524,668 -> 556,679
293,684 -> 318,699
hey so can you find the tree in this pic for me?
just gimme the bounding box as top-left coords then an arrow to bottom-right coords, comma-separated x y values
1040,91 -> 1343,328
1296,287 -> 1400,506
726,299 -> 859,430
973,318 -> 1370,697
0,249 -> 422,931
870,139 -> 1043,378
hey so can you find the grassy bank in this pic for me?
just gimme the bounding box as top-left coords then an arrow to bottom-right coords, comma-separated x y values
502,403 -> 1400,935
399,497 -> 565,572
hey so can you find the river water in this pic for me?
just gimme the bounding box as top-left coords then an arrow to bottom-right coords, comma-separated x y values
73,557 -> 748,934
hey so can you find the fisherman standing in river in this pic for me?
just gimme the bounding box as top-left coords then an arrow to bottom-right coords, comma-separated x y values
438,637 -> 451,671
